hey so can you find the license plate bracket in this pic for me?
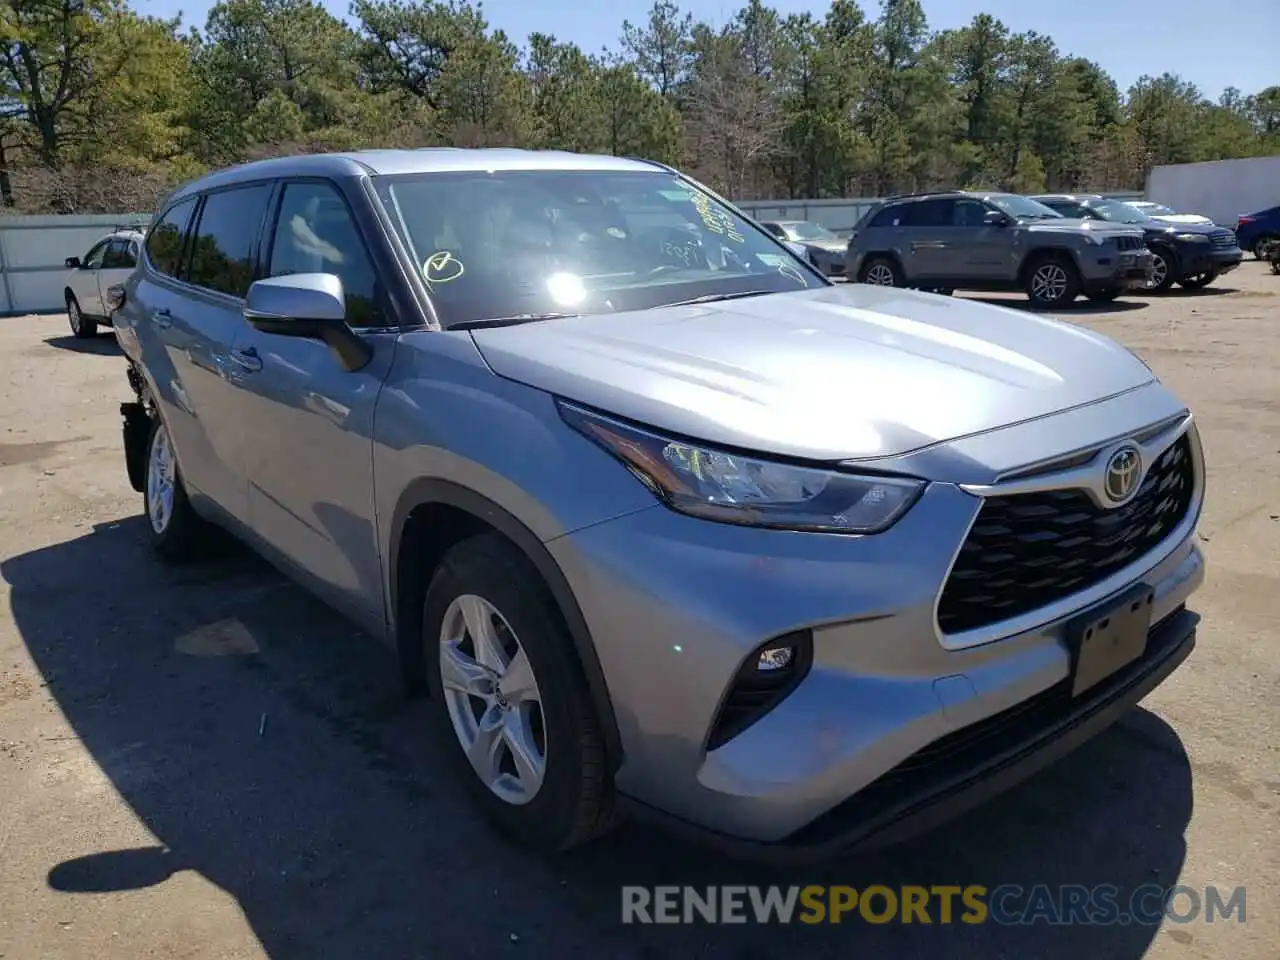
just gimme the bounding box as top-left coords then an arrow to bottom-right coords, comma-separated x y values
1067,583 -> 1154,697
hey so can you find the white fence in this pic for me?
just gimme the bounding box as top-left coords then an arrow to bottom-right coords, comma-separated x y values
0,190 -> 1147,315
0,214 -> 149,315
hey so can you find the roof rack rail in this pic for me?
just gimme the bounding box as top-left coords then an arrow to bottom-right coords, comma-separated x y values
879,189 -> 966,202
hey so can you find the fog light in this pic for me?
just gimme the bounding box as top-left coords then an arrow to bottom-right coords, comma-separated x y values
757,645 -> 794,671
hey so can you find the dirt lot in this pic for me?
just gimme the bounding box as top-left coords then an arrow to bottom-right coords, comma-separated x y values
1,266 -> 1276,959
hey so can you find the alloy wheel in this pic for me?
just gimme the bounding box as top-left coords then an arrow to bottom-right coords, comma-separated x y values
1145,254 -> 1168,290
439,594 -> 546,805
865,263 -> 895,285
1031,263 -> 1069,303
146,424 -> 176,534
68,299 -> 81,335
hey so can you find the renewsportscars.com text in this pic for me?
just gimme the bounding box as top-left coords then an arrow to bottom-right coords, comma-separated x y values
621,884 -> 1247,926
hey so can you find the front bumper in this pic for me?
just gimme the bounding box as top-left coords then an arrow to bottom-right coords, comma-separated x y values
1083,248 -> 1154,290
548,402 -> 1206,852
1179,245 -> 1243,278
624,605 -> 1198,863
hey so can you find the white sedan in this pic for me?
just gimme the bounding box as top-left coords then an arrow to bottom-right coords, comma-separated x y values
63,229 -> 144,338
1128,201 -> 1215,226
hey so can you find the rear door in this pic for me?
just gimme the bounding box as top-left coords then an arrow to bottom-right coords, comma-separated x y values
224,177 -> 399,618
902,198 -> 956,280
134,185 -> 274,523
98,238 -> 137,309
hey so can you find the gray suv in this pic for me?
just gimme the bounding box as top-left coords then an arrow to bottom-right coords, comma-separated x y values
846,191 -> 1154,307
113,150 -> 1205,860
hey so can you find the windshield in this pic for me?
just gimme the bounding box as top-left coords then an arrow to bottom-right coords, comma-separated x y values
987,195 -> 1063,220
375,170 -> 820,327
783,221 -> 840,242
1087,199 -> 1150,224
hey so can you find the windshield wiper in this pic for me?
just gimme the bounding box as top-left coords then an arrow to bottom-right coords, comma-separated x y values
668,289 -> 779,307
450,312 -> 581,331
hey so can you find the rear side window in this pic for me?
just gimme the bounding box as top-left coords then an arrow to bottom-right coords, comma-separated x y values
145,199 -> 196,277
187,185 -> 274,298
868,204 -> 904,228
102,239 -> 136,269
902,199 -> 953,227
265,181 -> 385,327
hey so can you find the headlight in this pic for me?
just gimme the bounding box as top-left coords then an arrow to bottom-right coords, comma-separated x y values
1082,234 -> 1106,246
1174,233 -> 1208,243
558,402 -> 924,534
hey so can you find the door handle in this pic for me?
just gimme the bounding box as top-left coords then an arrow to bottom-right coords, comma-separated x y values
229,346 -> 263,373
152,308 -> 172,329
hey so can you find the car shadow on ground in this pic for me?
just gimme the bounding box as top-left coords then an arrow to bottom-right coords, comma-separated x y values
42,333 -> 121,355
4,518 -> 1195,959
962,296 -> 1149,316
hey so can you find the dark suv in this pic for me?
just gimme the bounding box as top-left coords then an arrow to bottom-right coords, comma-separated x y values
846,191 -> 1152,308
1032,194 -> 1243,293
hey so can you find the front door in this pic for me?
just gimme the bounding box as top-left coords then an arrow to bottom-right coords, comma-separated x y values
953,199 -> 1010,280
71,239 -> 110,315
226,179 -> 398,619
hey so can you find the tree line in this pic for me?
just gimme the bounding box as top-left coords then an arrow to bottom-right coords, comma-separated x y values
1,0 -> 1277,214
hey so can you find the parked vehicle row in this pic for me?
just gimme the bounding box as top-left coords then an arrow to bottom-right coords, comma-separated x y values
842,190 -> 1245,307
102,148 -> 1205,860
1031,194 -> 1243,293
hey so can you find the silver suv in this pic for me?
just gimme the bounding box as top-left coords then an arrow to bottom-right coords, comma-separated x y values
846,191 -> 1154,307
113,150 -> 1205,859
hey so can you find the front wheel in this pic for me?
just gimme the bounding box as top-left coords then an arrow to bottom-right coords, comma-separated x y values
1178,272 -> 1215,290
1024,255 -> 1080,308
1145,249 -> 1177,293
1086,287 -> 1123,303
424,533 -> 614,852
67,294 -> 97,339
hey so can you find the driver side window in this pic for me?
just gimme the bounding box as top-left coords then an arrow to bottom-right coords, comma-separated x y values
83,241 -> 108,270
266,181 -> 385,328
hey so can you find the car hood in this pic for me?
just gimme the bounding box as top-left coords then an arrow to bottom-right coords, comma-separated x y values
469,285 -> 1155,462
1149,213 -> 1214,225
1023,218 -> 1143,238
799,240 -> 847,254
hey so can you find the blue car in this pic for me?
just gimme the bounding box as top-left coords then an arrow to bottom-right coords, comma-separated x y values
1234,205 -> 1280,258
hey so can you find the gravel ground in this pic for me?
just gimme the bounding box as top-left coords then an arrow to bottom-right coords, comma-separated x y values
1,265 -> 1276,959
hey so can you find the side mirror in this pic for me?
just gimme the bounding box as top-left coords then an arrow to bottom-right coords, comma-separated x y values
243,273 -> 372,372
65,256 -> 81,268
983,211 -> 1009,227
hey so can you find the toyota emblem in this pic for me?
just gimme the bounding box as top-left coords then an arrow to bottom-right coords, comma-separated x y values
1103,445 -> 1142,503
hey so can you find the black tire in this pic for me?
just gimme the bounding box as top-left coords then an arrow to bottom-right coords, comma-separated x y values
1253,235 -> 1277,260
1145,248 -> 1178,293
1023,253 -> 1081,308
67,293 -> 97,339
1178,272 -> 1215,291
858,255 -> 904,287
423,533 -> 614,852
144,417 -> 208,562
1086,287 -> 1123,303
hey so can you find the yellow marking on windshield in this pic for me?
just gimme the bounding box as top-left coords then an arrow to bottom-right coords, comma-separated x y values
423,251 -> 464,284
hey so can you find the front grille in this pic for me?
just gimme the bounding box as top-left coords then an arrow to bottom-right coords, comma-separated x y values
1114,235 -> 1144,252
937,435 -> 1196,635
1210,231 -> 1237,249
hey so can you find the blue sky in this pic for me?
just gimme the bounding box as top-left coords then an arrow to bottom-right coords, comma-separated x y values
135,0 -> 1276,100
